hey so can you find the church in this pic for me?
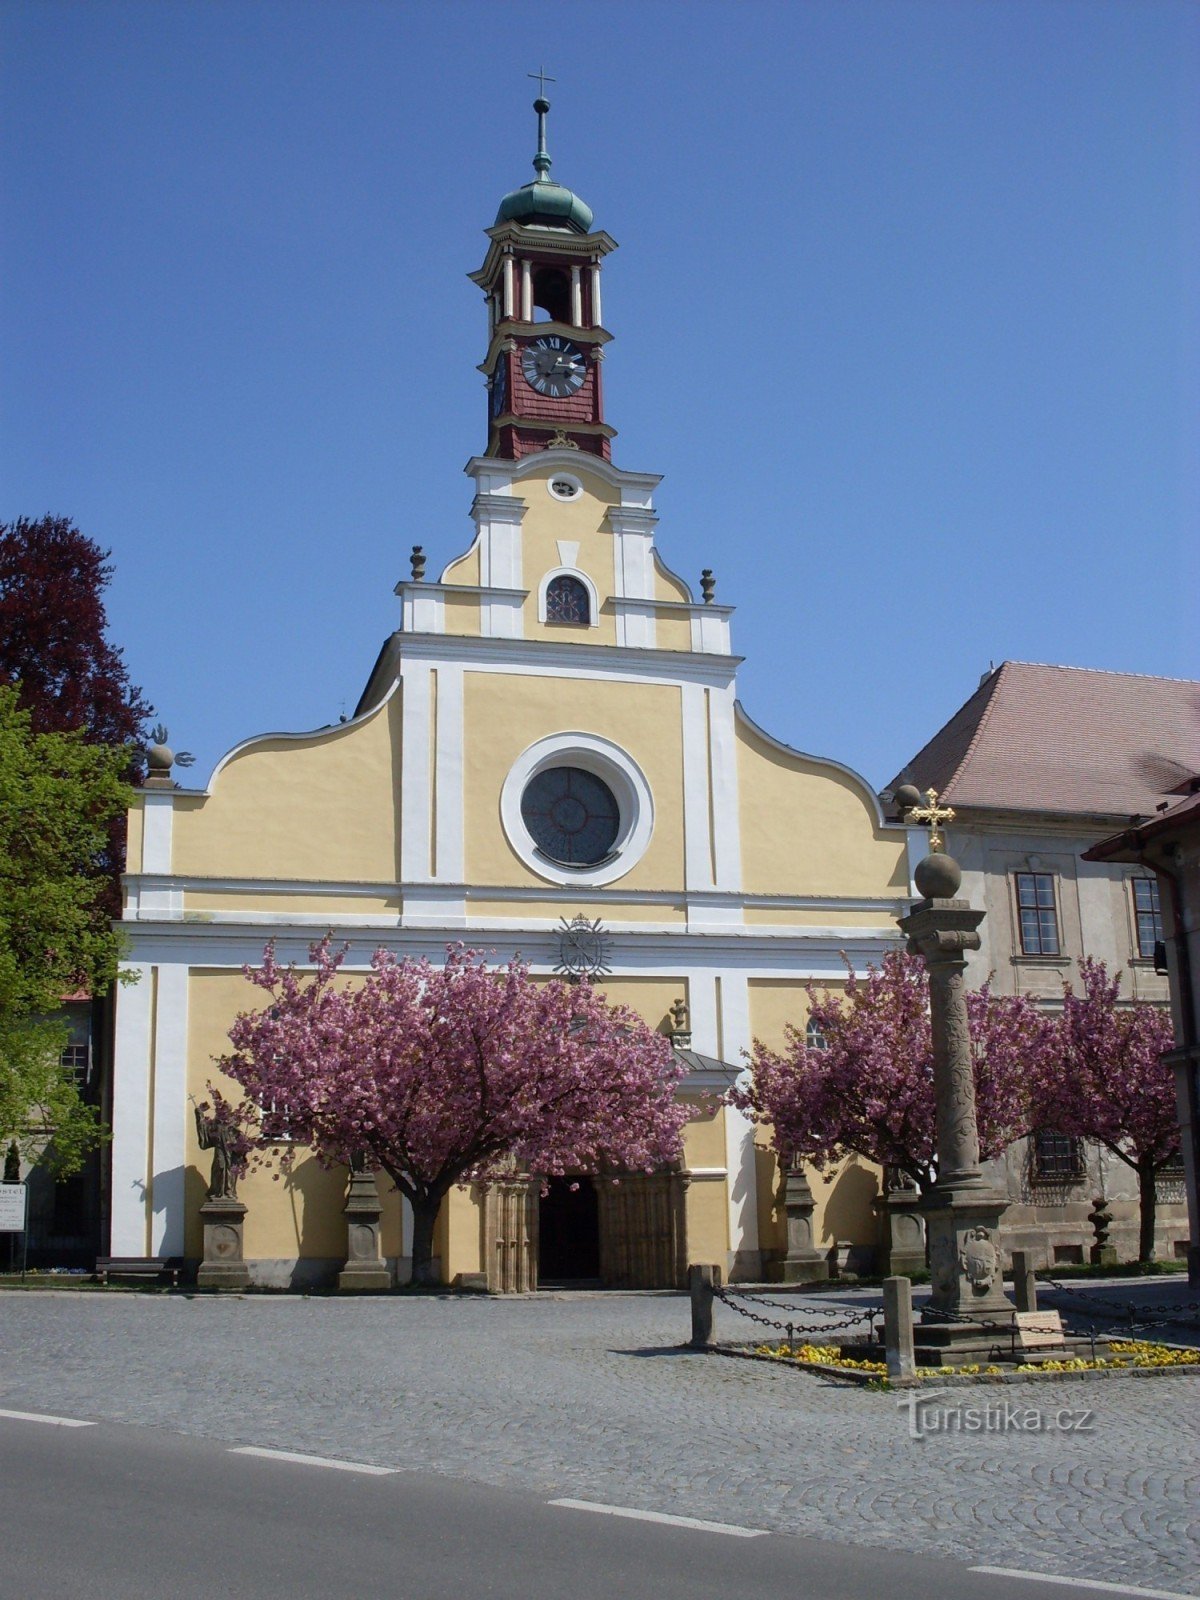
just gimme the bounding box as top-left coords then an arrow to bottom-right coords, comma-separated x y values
108,96 -> 912,1288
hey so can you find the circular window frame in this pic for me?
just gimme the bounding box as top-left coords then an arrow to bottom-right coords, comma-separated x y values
500,733 -> 654,887
546,472 -> 583,503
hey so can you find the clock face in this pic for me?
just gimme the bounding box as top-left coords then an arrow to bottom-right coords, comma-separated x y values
521,336 -> 586,398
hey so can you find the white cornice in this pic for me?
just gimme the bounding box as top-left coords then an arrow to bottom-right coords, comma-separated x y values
124,873 -> 906,916
393,581 -> 528,602
464,450 -> 662,499
118,919 -> 902,974
368,629 -> 742,687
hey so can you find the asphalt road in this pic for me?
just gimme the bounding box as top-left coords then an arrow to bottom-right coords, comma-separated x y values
1,1409 -> 1192,1600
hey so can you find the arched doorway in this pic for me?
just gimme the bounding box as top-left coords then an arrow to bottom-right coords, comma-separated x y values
537,1175 -> 600,1284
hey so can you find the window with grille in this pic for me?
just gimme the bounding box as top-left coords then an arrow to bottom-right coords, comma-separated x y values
1132,877 -> 1163,960
1031,1129 -> 1085,1183
545,573 -> 590,625
1015,872 -> 1060,956
804,1017 -> 829,1051
60,1043 -> 90,1085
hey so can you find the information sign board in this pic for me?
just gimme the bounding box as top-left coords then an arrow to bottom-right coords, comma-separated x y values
0,1184 -> 28,1232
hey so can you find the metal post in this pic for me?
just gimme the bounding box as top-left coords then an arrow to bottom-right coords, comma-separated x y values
688,1263 -> 715,1348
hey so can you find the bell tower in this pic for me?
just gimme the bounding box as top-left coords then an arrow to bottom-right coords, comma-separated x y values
471,88 -> 617,460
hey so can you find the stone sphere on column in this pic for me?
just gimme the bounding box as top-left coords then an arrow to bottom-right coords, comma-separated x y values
914,851 -> 963,901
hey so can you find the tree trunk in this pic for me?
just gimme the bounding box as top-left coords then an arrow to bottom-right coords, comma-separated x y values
409,1193 -> 442,1286
1137,1160 -> 1158,1264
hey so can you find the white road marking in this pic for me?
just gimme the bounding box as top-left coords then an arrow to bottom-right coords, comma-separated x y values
228,1446 -> 396,1476
970,1566 -> 1199,1600
0,1408 -> 95,1429
548,1497 -> 765,1538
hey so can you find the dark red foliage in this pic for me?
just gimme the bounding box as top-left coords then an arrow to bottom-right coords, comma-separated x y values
1,516 -> 152,909
0,516 -> 151,746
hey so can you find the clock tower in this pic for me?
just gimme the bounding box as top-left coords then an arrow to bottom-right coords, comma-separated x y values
471,93 -> 617,460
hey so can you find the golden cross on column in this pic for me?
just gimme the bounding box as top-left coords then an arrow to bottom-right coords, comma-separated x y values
905,788 -> 956,853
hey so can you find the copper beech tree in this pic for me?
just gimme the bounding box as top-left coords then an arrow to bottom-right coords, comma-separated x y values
730,950 -> 1048,1192
216,940 -> 689,1284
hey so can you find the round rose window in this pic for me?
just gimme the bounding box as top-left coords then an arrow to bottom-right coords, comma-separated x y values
520,766 -> 621,867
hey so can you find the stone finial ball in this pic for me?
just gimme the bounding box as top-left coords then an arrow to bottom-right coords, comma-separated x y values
894,783 -> 923,811
914,851 -> 962,900
146,741 -> 173,773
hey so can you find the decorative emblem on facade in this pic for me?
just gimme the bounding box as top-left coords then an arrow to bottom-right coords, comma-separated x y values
959,1226 -> 998,1293
554,914 -> 611,981
546,429 -> 580,450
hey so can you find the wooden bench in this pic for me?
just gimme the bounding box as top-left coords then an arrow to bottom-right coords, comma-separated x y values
95,1256 -> 183,1288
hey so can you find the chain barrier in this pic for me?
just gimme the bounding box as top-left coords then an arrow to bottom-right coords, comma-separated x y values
1040,1276 -> 1200,1335
712,1283 -> 882,1341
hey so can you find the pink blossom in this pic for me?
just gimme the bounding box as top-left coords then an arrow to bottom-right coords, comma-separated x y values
215,939 -> 688,1283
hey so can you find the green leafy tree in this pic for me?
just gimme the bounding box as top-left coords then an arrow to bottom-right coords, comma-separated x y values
0,688 -> 133,1172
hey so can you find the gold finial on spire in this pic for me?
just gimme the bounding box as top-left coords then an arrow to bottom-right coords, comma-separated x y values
904,787 -> 956,853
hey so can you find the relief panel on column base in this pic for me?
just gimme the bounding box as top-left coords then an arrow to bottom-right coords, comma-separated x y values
920,1187 -> 1013,1321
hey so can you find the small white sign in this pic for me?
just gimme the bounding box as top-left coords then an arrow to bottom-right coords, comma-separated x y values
1015,1310 -> 1065,1349
0,1185 -> 27,1232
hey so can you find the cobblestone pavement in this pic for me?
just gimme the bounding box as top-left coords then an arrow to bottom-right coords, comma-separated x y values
1,1285 -> 1197,1595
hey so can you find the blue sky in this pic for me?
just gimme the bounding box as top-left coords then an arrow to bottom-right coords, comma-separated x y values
3,0 -> 1197,792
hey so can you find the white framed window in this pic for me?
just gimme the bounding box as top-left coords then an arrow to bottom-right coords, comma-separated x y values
537,566 -> 599,629
500,733 -> 654,888
546,472 -> 583,502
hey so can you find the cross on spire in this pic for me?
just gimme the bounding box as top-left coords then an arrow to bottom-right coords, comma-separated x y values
527,66 -> 556,98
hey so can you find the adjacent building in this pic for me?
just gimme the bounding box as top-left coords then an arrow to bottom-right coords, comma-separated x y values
892,660 -> 1198,1265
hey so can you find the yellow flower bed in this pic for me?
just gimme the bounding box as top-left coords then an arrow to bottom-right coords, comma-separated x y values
754,1338 -> 1197,1378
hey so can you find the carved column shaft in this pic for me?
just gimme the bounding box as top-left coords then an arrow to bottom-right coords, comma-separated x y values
926,951 -> 981,1180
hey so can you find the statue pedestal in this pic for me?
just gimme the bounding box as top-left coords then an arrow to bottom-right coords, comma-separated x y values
915,1178 -> 1017,1364
875,1183 -> 926,1278
197,1198 -> 250,1289
339,1168 -> 391,1291
770,1166 -> 829,1283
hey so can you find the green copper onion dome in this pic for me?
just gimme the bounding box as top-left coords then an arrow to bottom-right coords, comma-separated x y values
495,96 -> 594,233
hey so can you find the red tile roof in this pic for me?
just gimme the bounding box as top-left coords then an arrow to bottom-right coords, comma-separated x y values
893,662 -> 1200,820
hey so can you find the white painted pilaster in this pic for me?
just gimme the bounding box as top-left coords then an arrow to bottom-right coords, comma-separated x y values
708,682 -> 743,892
141,792 -> 174,873
434,663 -> 465,883
717,972 -> 760,1270
109,965 -> 154,1256
400,660 -> 433,882
689,607 -> 734,655
521,258 -> 532,321
681,683 -> 713,891
570,265 -> 582,326
590,263 -> 602,326
150,963 -> 189,1256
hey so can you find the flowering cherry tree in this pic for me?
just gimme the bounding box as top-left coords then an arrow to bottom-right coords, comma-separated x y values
731,950 -> 1047,1192
1033,958 -> 1178,1263
216,940 -> 688,1285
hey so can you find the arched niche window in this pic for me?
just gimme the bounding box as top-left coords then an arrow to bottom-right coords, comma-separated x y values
545,573 -> 591,626
805,1017 -> 829,1052
532,266 -> 571,324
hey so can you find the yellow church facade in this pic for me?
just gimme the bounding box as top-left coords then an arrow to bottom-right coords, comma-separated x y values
109,101 -> 912,1288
